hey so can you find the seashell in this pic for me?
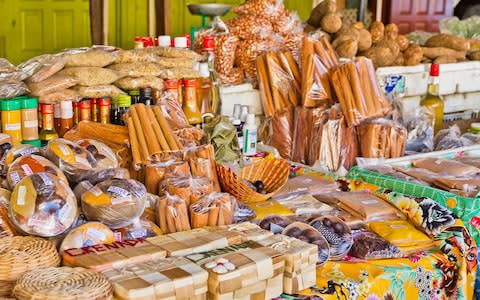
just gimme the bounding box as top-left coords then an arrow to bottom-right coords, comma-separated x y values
213,265 -> 229,274
224,262 -> 236,270
215,258 -> 229,264
205,261 -> 217,269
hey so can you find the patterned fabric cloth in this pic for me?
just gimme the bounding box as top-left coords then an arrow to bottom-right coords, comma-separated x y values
279,169 -> 477,300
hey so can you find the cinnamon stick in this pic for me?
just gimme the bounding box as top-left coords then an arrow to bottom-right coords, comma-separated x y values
256,55 -> 275,116
129,106 -> 151,162
153,105 -> 181,150
127,117 -> 142,170
146,106 -> 170,151
134,104 -> 162,157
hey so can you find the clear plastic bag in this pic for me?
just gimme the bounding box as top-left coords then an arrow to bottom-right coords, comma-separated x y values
45,138 -> 98,183
73,85 -> 125,98
439,16 -> 480,39
114,219 -> 162,241
402,107 -> 434,154
226,15 -> 273,40
156,91 -> 190,130
236,37 -> 281,83
144,160 -> 191,195
76,139 -> 119,169
148,46 -> 204,61
189,192 -> 237,228
357,119 -> 407,159
38,89 -> 81,104
217,68 -> 245,86
233,0 -> 285,21
28,56 -> 67,83
330,57 -> 392,127
155,193 -> 190,234
159,68 -> 201,80
59,222 -> 115,253
160,176 -> 213,206
260,107 -> 294,160
27,74 -> 77,97
65,49 -> 116,67
185,144 -> 221,192
81,178 -> 146,229
348,229 -> 402,260
434,125 -> 469,151
0,58 -> 16,73
10,172 -> 78,237
108,62 -> 163,77
0,81 -> 30,98
114,49 -> 160,64
156,57 -> 195,69
114,76 -> 164,91
0,70 -> 28,83
60,67 -> 120,86
6,154 -> 67,190
215,33 -> 239,75
17,54 -> 56,78
203,116 -> 242,163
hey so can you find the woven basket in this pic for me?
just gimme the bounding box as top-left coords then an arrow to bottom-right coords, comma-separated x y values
0,236 -> 60,282
12,267 -> 113,300
216,159 -> 289,203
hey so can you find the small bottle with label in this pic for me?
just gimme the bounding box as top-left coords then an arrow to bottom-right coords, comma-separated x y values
232,118 -> 243,151
39,104 -> 59,146
242,114 -> 257,156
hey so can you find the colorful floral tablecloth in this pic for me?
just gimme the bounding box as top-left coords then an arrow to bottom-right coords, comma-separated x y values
280,169 -> 478,300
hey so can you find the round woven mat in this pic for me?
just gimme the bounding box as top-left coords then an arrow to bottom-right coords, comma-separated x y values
13,267 -> 113,300
0,236 -> 60,281
0,280 -> 14,297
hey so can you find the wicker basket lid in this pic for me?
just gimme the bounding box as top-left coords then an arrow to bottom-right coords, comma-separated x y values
13,267 -> 113,300
0,236 -> 60,281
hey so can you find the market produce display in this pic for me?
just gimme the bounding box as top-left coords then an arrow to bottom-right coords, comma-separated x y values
0,0 -> 479,299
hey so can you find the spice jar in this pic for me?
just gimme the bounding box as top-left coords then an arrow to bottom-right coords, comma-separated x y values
39,103 -> 58,146
129,90 -> 141,105
111,95 -> 131,125
80,99 -> 92,122
1,98 -> 22,145
182,79 -> 202,125
91,98 -> 99,122
20,97 -> 39,142
58,100 -> 74,138
140,88 -> 153,105
73,101 -> 80,125
54,103 -> 61,134
165,80 -> 182,104
98,98 -> 111,124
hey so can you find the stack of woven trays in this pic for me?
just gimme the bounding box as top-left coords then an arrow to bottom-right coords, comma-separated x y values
12,267 -> 112,300
0,236 -> 60,297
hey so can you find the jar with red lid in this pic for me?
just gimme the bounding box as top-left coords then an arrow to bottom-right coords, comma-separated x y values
182,79 -> 201,125
80,99 -> 91,122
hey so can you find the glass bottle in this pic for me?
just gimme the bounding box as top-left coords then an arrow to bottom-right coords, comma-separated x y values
54,103 -> 61,134
20,97 -> 39,142
202,36 -> 220,114
165,80 -> 181,104
98,98 -> 111,124
58,100 -> 73,138
91,98 -> 99,122
140,88 -> 153,106
182,79 -> 202,125
1,98 -> 22,145
39,104 -> 59,146
80,99 -> 92,122
73,101 -> 80,125
129,90 -> 141,105
198,63 -> 213,115
420,63 -> 444,134
111,95 -> 131,126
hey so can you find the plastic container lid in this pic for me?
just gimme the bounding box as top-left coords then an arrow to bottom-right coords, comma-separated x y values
174,37 -> 188,49
114,95 -> 131,107
199,63 -> 209,78
158,35 -> 171,47
22,140 -> 42,147
1,99 -> 21,111
203,36 -> 215,52
183,79 -> 196,87
165,80 -> 179,89
20,97 -> 38,110
128,90 -> 140,96
41,103 -> 54,114
246,113 -> 256,125
471,123 -> 480,130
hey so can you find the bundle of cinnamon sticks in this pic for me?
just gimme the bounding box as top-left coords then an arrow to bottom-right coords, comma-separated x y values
357,120 -> 407,158
301,35 -> 338,108
330,57 -> 392,127
257,51 -> 300,116
189,193 -> 236,229
127,103 -> 183,170
156,193 -> 191,234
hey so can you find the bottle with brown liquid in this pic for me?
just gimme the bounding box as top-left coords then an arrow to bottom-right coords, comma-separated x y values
39,104 -> 59,146
182,79 -> 202,125
58,100 -> 73,137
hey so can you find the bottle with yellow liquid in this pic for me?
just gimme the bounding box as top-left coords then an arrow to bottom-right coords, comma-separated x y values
420,63 -> 444,134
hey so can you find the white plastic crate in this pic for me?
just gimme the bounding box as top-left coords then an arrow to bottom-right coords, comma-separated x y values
219,83 -> 263,117
376,61 -> 480,97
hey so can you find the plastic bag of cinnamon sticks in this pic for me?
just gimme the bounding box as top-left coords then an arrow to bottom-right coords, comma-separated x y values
189,192 -> 237,229
156,91 -> 190,130
257,51 -> 299,117
331,57 -> 392,127
156,193 -> 191,234
260,107 -> 294,160
357,119 -> 407,158
301,35 -> 338,108
185,145 -> 221,192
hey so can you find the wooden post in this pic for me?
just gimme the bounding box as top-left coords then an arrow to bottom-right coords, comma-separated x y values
148,0 -> 155,37
89,0 -> 103,45
156,0 -> 170,35
376,0 -> 383,22
103,0 -> 109,45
